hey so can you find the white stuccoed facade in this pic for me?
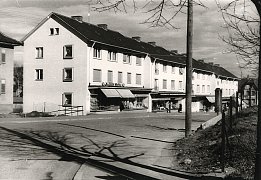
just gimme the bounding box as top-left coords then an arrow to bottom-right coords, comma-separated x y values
22,13 -> 239,115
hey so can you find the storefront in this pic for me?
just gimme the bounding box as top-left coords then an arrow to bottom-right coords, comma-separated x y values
150,92 -> 185,112
89,87 -> 151,112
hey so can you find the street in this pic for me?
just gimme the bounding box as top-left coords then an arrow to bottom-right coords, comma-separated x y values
0,112 -> 216,180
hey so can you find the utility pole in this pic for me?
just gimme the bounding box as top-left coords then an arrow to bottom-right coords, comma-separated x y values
185,0 -> 193,137
254,6 -> 261,179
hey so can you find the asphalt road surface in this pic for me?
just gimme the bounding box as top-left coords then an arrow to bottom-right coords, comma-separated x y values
0,112 -> 216,180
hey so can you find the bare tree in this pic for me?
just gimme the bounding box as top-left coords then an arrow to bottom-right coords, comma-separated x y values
216,0 -> 260,76
89,0 -> 205,28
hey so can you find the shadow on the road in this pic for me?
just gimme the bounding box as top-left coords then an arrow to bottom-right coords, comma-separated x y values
0,125 -> 212,180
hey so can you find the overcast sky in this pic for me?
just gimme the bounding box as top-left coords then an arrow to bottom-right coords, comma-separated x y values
1,0 -> 258,77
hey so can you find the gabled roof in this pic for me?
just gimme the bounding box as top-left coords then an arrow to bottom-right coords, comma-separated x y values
22,12 -> 237,79
238,78 -> 258,91
0,32 -> 21,47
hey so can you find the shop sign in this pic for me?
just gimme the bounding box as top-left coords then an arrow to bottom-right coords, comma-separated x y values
102,82 -> 125,87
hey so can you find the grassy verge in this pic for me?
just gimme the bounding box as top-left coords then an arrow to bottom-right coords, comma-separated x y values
172,106 -> 257,179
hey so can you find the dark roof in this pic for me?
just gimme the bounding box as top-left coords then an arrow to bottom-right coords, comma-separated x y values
0,32 -> 21,47
238,78 -> 258,91
24,12 -> 237,79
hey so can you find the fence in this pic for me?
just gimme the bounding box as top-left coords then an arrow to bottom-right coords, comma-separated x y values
49,105 -> 84,116
219,94 -> 256,174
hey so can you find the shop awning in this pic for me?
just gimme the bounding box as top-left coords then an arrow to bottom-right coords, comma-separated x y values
206,97 -> 215,103
101,89 -> 121,98
116,89 -> 135,98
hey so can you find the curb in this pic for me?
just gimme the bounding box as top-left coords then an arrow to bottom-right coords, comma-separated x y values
72,154 -> 225,180
199,114 -> 222,130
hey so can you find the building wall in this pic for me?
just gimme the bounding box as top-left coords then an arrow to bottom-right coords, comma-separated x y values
219,79 -> 238,97
192,71 -> 213,96
0,47 -> 14,113
153,62 -> 185,92
90,49 -> 145,88
23,18 -> 89,114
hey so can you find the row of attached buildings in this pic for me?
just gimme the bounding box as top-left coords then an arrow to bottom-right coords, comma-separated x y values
1,12 -> 239,115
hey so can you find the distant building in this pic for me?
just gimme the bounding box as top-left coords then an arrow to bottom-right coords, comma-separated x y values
0,32 -> 21,113
22,12 -> 238,115
238,78 -> 258,108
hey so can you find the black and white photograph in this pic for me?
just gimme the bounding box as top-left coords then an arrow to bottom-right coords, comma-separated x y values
0,0 -> 260,179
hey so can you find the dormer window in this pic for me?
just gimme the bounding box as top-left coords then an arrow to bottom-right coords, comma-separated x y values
93,48 -> 101,59
123,54 -> 131,64
108,51 -> 117,61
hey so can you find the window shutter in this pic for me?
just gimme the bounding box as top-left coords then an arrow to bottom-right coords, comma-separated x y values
1,79 -> 5,94
2,53 -> 5,63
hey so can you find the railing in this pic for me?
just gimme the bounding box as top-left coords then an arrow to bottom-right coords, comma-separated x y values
49,105 -> 84,116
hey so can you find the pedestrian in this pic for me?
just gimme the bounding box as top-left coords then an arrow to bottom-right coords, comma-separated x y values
165,101 -> 170,113
169,101 -> 171,113
178,104 -> 182,113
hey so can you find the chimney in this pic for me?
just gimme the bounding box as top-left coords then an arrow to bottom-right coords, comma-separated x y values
97,24 -> 108,30
214,64 -> 220,67
132,36 -> 141,42
71,16 -> 83,22
208,62 -> 214,66
170,50 -> 178,54
148,41 -> 156,46
198,59 -> 205,63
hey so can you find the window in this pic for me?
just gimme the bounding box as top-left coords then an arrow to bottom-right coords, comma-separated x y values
179,68 -> 184,75
127,72 -> 131,84
136,57 -> 142,66
50,28 -> 54,35
179,81 -> 183,90
163,64 -> 167,72
207,85 -> 210,93
196,85 -> 200,93
123,54 -> 131,64
172,66 -> 175,74
155,63 -> 159,74
163,79 -> 167,89
197,73 -> 200,79
154,79 -> 159,90
107,70 -> 113,83
63,68 -> 73,82
93,48 -> 101,59
202,85 -> 205,93
62,93 -> 72,106
108,51 -> 117,61
1,79 -> 5,94
50,28 -> 59,35
63,45 -> 73,59
171,80 -> 175,90
55,28 -> 59,35
1,49 -> 6,63
36,47 -> 43,59
35,69 -> 43,80
202,74 -> 205,80
93,69 -> 101,82
118,71 -> 123,84
136,74 -> 141,85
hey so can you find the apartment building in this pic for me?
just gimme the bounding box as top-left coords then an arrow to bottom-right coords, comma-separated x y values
22,12 -> 238,115
0,32 -> 21,113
